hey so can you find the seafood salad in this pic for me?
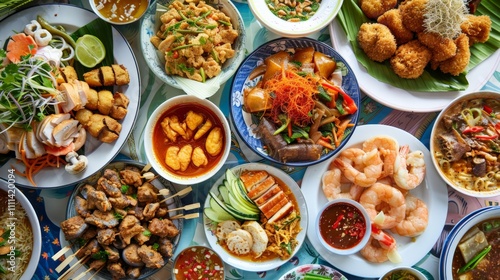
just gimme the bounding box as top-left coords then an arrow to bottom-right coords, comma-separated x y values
150,0 -> 239,82
60,163 -> 181,279
432,96 -> 500,192
0,16 -> 131,186
243,46 -> 358,163
321,135 -> 429,263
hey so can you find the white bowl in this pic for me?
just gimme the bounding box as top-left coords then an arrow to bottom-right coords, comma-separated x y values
140,0 -> 246,96
144,95 -> 231,185
440,206 -> 500,279
89,0 -> 150,25
172,245 -> 225,279
430,90 -> 500,198
379,266 -> 426,280
0,180 -> 41,280
316,198 -> 371,255
248,0 -> 343,38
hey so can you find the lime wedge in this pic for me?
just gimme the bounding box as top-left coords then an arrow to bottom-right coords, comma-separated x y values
75,34 -> 106,68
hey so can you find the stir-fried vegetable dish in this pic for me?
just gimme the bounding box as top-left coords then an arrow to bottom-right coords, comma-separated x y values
243,47 -> 358,163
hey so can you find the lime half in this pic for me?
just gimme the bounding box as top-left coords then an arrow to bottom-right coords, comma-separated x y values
75,34 -> 106,68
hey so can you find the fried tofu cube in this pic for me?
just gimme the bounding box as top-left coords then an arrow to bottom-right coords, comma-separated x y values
83,69 -> 103,87
101,66 -> 115,86
112,64 -> 130,86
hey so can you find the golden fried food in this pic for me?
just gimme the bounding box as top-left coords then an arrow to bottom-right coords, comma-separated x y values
390,40 -> 432,79
418,32 -> 457,65
377,9 -> 414,45
83,69 -> 102,87
399,0 -> 427,33
357,23 -> 397,62
439,33 -> 470,76
192,147 -> 208,167
85,88 -> 99,111
360,0 -> 397,19
206,127 -> 223,156
60,66 -> 78,83
460,15 -> 491,45
97,90 -> 114,115
112,64 -> 130,86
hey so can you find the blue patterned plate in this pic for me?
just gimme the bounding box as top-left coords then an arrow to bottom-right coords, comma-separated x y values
279,264 -> 347,280
230,37 -> 360,167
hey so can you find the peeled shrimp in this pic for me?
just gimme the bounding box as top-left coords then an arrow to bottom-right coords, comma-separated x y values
333,148 -> 383,187
363,135 -> 399,178
370,225 -> 402,263
392,195 -> 428,237
393,145 -> 426,190
359,182 -> 406,229
321,168 -> 365,201
360,237 -> 389,263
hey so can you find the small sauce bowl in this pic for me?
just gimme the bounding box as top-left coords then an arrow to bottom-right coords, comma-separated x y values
173,245 -> 224,280
379,266 -> 426,280
316,198 -> 371,255
90,0 -> 150,25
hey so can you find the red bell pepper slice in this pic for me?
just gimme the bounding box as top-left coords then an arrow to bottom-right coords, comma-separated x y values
483,105 -> 493,114
463,126 -> 484,134
475,134 -> 498,140
321,81 -> 358,114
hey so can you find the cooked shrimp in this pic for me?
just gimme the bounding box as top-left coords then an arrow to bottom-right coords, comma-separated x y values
360,236 -> 389,263
371,225 -> 402,263
362,135 -> 399,178
392,195 -> 428,237
393,145 -> 426,190
322,168 -> 365,201
359,182 -> 406,229
333,149 -> 383,187
339,148 -> 365,169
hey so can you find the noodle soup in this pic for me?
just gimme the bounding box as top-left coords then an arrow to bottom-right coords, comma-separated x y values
0,186 -> 36,279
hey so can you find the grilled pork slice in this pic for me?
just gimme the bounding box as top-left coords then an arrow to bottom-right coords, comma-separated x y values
268,202 -> 294,224
247,175 -> 275,200
240,170 -> 269,192
254,184 -> 281,206
259,191 -> 289,219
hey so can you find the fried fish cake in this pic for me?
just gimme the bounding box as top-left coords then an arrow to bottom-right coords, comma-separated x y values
399,0 -> 427,33
418,32 -> 457,64
357,23 -> 397,62
439,33 -> 470,76
460,14 -> 491,45
112,64 -> 130,86
360,0 -> 397,19
390,40 -> 432,79
83,69 -> 103,87
101,66 -> 115,86
377,9 -> 414,45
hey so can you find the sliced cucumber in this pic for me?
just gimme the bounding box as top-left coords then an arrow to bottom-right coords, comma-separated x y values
209,197 -> 235,219
209,192 -> 259,221
236,178 -> 256,205
218,185 -> 230,204
204,207 -> 233,223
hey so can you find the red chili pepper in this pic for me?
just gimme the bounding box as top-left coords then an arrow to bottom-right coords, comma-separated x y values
475,134 -> 498,140
173,50 -> 179,59
321,81 -> 358,114
463,126 -> 484,134
484,105 -> 493,114
332,214 -> 344,229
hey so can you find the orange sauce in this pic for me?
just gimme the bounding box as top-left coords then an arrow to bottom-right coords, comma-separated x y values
93,0 -> 149,23
152,103 -> 225,178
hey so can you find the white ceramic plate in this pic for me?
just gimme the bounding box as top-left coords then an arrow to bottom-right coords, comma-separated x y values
248,0 -> 343,38
329,21 -> 500,113
203,162 -> 308,272
439,206 -> 500,279
302,124 -> 448,278
0,180 -> 41,280
0,4 -> 140,188
278,264 -> 347,280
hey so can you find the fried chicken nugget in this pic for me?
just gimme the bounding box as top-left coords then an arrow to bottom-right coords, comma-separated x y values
390,40 -> 432,79
460,15 -> 491,45
418,32 -> 457,66
377,9 -> 414,45
439,33 -> 470,76
399,0 -> 427,33
360,0 -> 397,19
357,23 -> 397,62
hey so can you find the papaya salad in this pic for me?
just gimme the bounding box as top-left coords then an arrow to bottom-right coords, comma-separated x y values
0,16 -> 131,186
243,46 -> 358,163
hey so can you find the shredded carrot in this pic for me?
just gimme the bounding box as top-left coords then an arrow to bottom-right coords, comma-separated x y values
334,120 -> 354,147
15,150 -> 67,186
264,69 -> 317,127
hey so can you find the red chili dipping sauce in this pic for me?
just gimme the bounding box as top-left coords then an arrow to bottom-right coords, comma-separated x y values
319,202 -> 367,249
173,246 -> 224,280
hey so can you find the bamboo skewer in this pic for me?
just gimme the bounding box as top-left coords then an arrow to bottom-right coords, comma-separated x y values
160,186 -> 192,203
55,245 -> 86,273
166,202 -> 200,213
170,212 -> 200,220
57,255 -> 90,280
88,266 -> 105,280
52,245 -> 71,261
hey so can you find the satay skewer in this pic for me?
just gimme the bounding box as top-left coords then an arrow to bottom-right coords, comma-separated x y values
166,202 -> 201,213
160,186 -> 193,203
57,254 -> 90,280
170,212 -> 200,220
55,243 -> 87,273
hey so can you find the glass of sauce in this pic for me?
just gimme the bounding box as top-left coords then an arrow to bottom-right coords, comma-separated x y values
316,198 -> 371,255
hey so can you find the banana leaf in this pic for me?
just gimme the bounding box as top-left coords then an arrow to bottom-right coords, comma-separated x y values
337,0 -> 500,92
